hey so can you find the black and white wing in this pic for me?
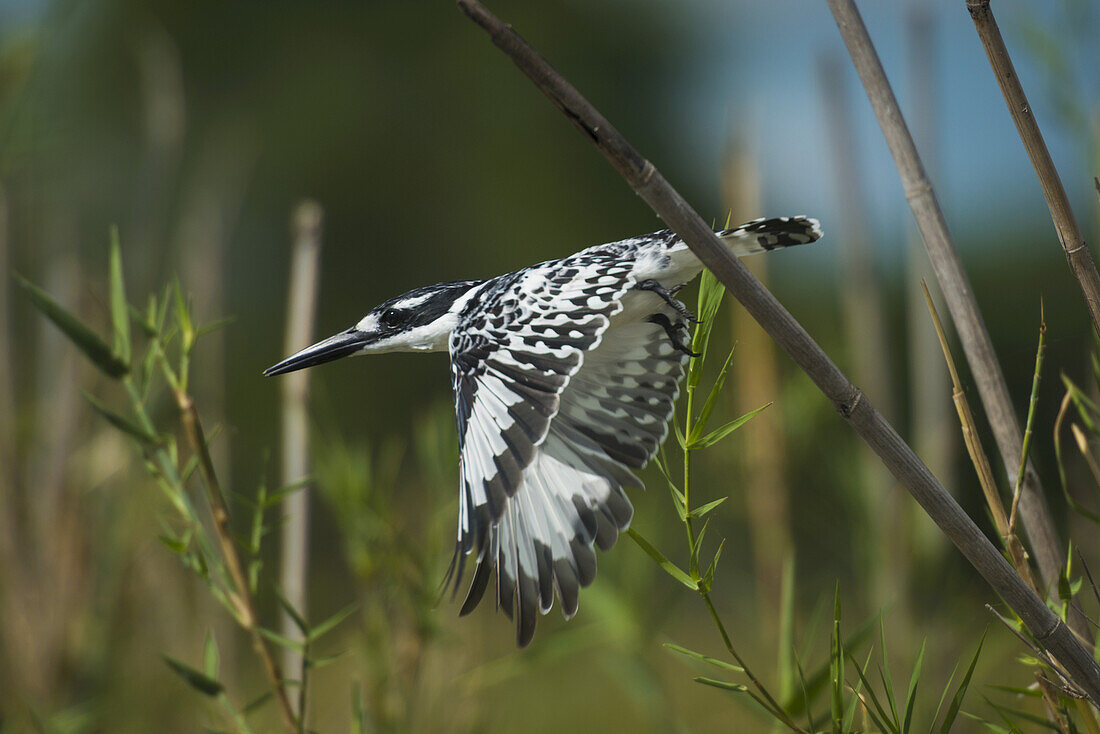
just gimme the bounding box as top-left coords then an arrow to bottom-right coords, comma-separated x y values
447,253 -> 690,646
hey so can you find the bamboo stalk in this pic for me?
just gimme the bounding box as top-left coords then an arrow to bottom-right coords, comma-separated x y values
965,0 -> 1100,337
455,0 -> 1100,704
825,0 -> 1067,600
278,200 -> 323,717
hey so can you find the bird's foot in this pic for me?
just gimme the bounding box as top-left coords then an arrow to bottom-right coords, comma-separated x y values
635,279 -> 699,324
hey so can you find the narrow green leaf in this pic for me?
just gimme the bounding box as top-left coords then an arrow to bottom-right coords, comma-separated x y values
195,316 -> 236,339
173,279 -> 194,354
688,496 -> 728,519
668,482 -> 688,522
108,226 -> 131,365
16,273 -> 129,377
689,345 -> 736,442
693,676 -> 747,692
673,417 -> 687,450
157,535 -> 189,555
843,650 -> 871,733
938,632 -> 985,734
880,618 -> 900,727
691,403 -> 771,449
844,642 -> 897,734
777,554 -> 795,703
257,626 -> 304,653
83,391 -> 158,445
902,640 -> 926,734
663,642 -> 744,673
306,650 -> 347,670
626,528 -> 698,590
162,654 -> 223,697
308,603 -> 358,642
203,630 -> 219,679
703,538 -> 726,591
241,691 -> 273,715
960,712 -> 1015,734
1063,375 -> 1100,432
352,685 -> 366,734
275,590 -> 310,637
831,585 -> 844,732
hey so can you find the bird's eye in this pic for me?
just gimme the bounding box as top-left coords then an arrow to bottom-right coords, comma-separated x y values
381,309 -> 402,327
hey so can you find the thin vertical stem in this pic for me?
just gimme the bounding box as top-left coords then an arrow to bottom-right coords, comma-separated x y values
278,200 -> 323,717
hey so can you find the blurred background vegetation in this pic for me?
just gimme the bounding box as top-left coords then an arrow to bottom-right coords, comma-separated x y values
1,0 -> 1099,731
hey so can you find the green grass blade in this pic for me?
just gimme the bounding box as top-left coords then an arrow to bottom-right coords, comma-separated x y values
777,554 -> 795,703
16,273 -> 129,377
108,225 -> 131,365
688,496 -> 727,519
937,632 -> 985,734
844,643 -> 897,734
902,639 -> 926,734
880,618 -> 900,728
830,585 -> 844,732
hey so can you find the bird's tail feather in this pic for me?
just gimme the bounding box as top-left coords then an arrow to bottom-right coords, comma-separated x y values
719,216 -> 823,257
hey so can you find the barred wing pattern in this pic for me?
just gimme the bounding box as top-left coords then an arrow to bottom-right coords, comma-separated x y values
448,248 -> 689,645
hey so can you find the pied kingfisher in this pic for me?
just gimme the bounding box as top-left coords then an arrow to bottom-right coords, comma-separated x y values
266,216 -> 822,645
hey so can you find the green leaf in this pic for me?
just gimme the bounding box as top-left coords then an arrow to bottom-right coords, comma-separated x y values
664,642 -> 744,673
306,650 -> 347,670
843,650 -> 871,733
1063,375 -> 1100,432
241,691 -> 273,715
108,226 -> 130,365
173,279 -> 194,354
162,654 -> 223,697
626,528 -> 698,590
844,643 -> 897,734
257,626 -> 304,653
702,538 -> 726,591
83,391 -> 158,445
690,403 -> 771,449
693,676 -> 747,692
937,632 -> 984,734
830,585 -> 844,732
689,345 -> 736,442
275,590 -> 310,637
352,685 -> 366,734
903,640 -> 926,734
688,496 -> 727,519
16,273 -> 129,378
157,534 -> 190,555
308,603 -> 358,642
203,630 -> 219,679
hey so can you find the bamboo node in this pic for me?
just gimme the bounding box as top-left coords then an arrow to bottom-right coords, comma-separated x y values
904,181 -> 932,203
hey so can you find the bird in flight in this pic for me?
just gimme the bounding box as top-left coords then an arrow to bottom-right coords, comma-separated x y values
266,217 -> 822,646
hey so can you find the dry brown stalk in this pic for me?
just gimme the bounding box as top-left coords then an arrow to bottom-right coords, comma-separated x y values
176,391 -> 298,733
922,280 -> 1036,592
455,0 -> 1100,704
965,0 -> 1100,336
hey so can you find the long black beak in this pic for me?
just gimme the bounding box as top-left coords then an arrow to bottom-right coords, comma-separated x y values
264,328 -> 370,376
